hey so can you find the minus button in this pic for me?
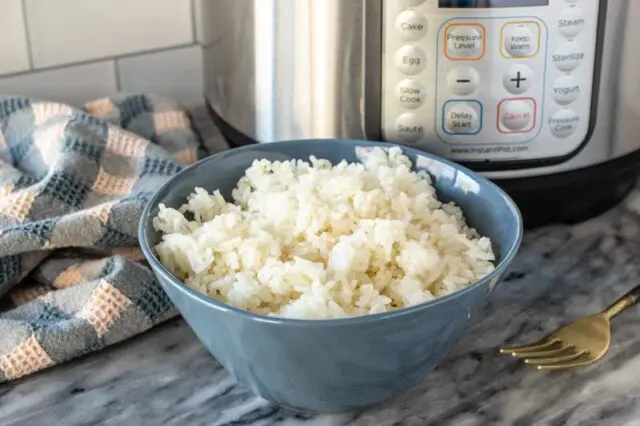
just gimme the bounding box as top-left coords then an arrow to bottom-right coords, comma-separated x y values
447,66 -> 480,96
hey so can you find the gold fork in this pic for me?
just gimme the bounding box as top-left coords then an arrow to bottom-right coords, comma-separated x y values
499,284 -> 640,370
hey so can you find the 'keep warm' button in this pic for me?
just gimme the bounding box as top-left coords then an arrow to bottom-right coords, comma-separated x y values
501,22 -> 541,58
498,98 -> 537,134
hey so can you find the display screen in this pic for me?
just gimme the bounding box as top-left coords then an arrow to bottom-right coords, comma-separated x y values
439,0 -> 549,7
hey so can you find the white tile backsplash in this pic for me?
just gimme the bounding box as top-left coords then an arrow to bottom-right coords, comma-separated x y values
25,0 -> 193,68
0,0 -> 30,75
0,1 -> 206,108
0,61 -> 117,107
117,45 -> 203,109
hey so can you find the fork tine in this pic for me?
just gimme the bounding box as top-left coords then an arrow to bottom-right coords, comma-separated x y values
509,343 -> 573,359
523,350 -> 584,365
499,338 -> 557,354
534,354 -> 595,371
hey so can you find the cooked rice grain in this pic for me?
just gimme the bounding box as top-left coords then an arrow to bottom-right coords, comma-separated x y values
153,147 -> 495,319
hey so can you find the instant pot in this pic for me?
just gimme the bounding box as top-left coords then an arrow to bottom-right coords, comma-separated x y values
199,0 -> 640,227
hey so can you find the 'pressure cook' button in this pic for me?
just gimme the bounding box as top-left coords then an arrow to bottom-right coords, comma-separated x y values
502,23 -> 540,58
552,75 -> 580,105
395,113 -> 425,142
557,5 -> 585,38
549,109 -> 580,138
396,79 -> 426,109
443,102 -> 481,134
553,40 -> 585,72
447,67 -> 480,96
445,24 -> 485,60
503,64 -> 533,95
498,98 -> 536,133
395,45 -> 427,75
395,10 -> 428,41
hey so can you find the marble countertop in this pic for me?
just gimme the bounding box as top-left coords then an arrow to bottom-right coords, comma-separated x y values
4,196 -> 640,426
3,117 -> 640,425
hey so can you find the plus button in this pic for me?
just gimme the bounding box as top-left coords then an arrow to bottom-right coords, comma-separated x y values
504,64 -> 533,94
510,71 -> 527,89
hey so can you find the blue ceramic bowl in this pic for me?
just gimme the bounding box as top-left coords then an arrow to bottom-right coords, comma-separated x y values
139,140 -> 523,413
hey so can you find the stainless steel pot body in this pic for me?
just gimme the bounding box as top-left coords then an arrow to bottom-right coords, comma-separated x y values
200,0 -> 640,180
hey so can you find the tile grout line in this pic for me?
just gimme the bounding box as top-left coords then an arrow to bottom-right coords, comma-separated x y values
0,42 -> 198,80
20,0 -> 34,70
191,0 -> 197,43
113,60 -> 121,91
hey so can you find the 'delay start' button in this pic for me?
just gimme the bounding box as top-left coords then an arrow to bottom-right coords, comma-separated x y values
443,101 -> 482,135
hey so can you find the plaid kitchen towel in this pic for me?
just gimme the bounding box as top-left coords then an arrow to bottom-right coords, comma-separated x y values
0,93 -> 209,383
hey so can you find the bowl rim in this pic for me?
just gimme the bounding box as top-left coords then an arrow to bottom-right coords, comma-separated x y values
138,139 -> 523,326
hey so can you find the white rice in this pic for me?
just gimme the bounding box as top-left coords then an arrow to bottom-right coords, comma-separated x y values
152,146 -> 495,320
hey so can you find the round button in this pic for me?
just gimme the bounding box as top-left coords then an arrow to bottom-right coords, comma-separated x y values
395,10 -> 428,41
395,113 -> 425,142
444,103 -> 480,134
549,109 -> 580,138
552,75 -> 580,105
558,6 -> 585,38
396,79 -> 426,109
446,25 -> 484,59
503,25 -> 536,57
553,40 -> 584,71
395,45 -> 427,75
499,100 -> 534,131
447,67 -> 480,96
503,64 -> 533,95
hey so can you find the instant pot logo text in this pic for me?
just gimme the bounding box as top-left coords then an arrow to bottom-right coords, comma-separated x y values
451,145 -> 529,154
